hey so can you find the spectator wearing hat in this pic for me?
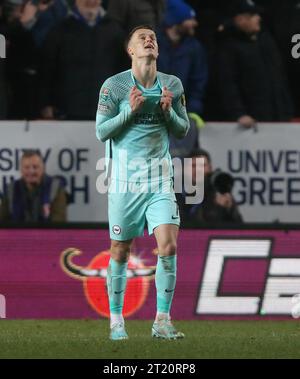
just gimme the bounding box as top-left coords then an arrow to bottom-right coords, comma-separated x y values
157,0 -> 208,116
216,0 -> 293,127
107,0 -> 166,33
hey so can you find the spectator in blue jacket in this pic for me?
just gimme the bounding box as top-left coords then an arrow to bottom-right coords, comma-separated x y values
19,0 -> 70,48
157,0 -> 208,116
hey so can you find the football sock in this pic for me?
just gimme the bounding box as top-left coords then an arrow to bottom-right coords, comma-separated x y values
110,313 -> 124,328
155,255 -> 177,316
155,312 -> 170,323
107,258 -> 128,326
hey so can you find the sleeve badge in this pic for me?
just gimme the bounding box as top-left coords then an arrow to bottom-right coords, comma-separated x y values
100,88 -> 110,102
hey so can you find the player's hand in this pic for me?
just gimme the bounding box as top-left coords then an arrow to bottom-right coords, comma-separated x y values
160,87 -> 173,113
130,86 -> 145,113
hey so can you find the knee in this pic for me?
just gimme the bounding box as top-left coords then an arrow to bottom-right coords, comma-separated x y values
158,241 -> 177,256
110,241 -> 131,262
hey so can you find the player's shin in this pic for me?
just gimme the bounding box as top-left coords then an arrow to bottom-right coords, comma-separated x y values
155,255 -> 177,321
107,258 -> 128,327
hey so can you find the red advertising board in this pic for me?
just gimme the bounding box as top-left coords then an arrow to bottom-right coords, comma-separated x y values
1,228 -> 300,319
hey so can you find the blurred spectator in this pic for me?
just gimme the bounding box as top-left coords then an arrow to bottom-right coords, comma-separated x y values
157,0 -> 208,116
177,148 -> 243,225
186,0 -> 228,121
0,60 -> 7,119
2,0 -> 40,119
186,0 -> 226,49
107,0 -> 166,33
262,0 -> 300,118
40,0 -> 127,120
0,150 -> 67,222
217,0 -> 293,127
0,1 -> 8,118
19,0 -> 70,48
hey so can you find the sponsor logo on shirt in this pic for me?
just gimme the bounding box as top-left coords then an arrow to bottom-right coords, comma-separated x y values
98,104 -> 110,113
134,113 -> 165,125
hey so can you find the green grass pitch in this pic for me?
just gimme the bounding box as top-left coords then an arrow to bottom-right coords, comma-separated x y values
1,320 -> 300,359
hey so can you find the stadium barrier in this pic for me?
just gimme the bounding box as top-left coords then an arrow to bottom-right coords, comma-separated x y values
1,224 -> 300,320
0,121 -> 300,222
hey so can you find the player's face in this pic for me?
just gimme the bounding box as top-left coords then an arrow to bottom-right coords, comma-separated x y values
21,156 -> 45,187
128,29 -> 159,60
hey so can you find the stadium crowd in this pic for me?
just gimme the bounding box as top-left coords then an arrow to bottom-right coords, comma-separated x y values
0,0 -> 299,224
0,0 -> 299,122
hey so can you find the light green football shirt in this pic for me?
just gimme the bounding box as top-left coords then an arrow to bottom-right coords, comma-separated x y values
96,69 -> 189,184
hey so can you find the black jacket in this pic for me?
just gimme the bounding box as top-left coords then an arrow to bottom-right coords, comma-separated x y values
217,27 -> 293,121
0,22 -> 7,119
4,21 -> 40,119
107,0 -> 165,33
263,0 -> 300,117
0,60 -> 7,119
40,14 -> 127,120
176,174 -> 243,225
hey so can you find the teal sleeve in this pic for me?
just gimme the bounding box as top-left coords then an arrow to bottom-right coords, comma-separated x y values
96,104 -> 133,142
95,80 -> 133,142
165,79 -> 190,139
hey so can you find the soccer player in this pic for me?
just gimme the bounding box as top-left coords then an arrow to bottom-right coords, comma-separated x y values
96,25 -> 190,340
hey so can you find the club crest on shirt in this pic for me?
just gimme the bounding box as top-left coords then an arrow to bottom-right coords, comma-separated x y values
112,225 -> 121,235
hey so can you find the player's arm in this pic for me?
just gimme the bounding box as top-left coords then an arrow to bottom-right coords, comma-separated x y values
161,79 -> 190,139
96,80 -> 131,142
96,83 -> 144,142
96,81 -> 131,142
